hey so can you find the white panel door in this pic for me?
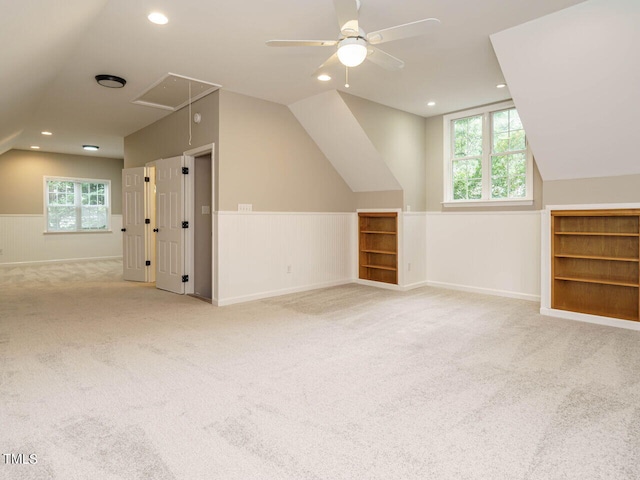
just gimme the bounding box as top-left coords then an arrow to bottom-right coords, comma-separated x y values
155,156 -> 185,294
122,167 -> 148,282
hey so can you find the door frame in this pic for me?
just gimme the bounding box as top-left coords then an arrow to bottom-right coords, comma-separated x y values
183,143 -> 217,303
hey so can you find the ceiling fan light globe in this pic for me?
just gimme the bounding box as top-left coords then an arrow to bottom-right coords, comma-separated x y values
337,38 -> 367,67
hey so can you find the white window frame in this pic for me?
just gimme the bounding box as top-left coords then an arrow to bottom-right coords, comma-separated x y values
442,100 -> 533,207
43,176 -> 112,233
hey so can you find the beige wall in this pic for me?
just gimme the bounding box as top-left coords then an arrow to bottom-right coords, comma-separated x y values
340,92 -> 426,211
544,174 -> 640,206
355,191 -> 403,210
124,91 -> 220,169
218,90 -> 354,212
425,113 -> 543,212
0,149 -> 123,214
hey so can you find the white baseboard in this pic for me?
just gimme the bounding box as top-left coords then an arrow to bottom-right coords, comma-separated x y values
354,279 -> 431,292
540,307 -> 640,331
426,280 -> 540,302
216,279 -> 353,306
0,256 -> 123,267
402,281 -> 430,291
355,279 -> 404,291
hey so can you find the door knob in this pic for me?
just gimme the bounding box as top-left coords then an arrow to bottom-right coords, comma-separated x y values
121,228 -> 126,232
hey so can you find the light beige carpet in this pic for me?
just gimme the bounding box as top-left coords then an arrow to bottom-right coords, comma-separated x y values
1,260 -> 640,479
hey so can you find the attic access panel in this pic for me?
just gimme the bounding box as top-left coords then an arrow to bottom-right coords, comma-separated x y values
132,73 -> 221,111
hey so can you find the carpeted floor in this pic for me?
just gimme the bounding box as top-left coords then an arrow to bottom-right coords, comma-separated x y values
1,259 -> 640,479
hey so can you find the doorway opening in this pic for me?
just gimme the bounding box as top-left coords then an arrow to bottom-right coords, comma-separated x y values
192,153 -> 213,301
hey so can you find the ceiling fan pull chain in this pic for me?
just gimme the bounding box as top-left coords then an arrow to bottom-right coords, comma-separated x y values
345,66 -> 350,88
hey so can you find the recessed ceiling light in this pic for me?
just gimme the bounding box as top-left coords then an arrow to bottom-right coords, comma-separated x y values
317,74 -> 331,82
30,146 -> 40,149
148,12 -> 168,25
427,101 -> 436,107
95,74 -> 126,88
83,145 -> 99,151
41,131 -> 53,136
496,83 -> 507,89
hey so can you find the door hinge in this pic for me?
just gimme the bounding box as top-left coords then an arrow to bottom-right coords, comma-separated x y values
144,176 -> 150,182
145,260 -> 151,266
182,167 -> 189,174
145,218 -> 150,224
182,275 -> 189,283
182,221 -> 189,229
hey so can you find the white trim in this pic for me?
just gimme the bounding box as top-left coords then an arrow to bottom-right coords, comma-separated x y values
0,256 -> 122,268
217,211 -> 355,216
442,199 -> 533,208
545,203 -> 640,211
540,307 -> 640,332
356,208 -> 402,213
217,279 -> 352,306
183,143 -> 214,157
43,230 -> 114,235
0,214 -> 43,217
355,278 -> 404,291
426,210 -> 541,216
426,280 -> 541,302
402,281 -> 430,290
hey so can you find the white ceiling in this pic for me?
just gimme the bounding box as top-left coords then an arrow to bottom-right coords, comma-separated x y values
491,0 -> 640,181
0,0 -> 585,159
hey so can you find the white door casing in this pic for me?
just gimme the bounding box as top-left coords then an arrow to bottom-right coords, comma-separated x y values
122,167 -> 148,282
155,156 -> 185,294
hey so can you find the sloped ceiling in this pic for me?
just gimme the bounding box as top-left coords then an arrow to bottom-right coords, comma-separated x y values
0,0 -> 108,155
0,0 -> 585,159
289,91 -> 401,192
491,0 -> 640,181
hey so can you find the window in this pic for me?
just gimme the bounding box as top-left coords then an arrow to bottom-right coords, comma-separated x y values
44,177 -> 111,232
443,101 -> 532,206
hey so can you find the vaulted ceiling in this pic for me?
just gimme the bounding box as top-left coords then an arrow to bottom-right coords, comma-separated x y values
0,0 -> 585,160
491,0 -> 640,181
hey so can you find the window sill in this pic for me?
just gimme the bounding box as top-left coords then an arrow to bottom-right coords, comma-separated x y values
43,230 -> 113,235
441,199 -> 534,208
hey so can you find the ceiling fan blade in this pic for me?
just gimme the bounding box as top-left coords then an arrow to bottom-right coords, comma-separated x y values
366,47 -> 405,71
266,40 -> 338,47
333,0 -> 359,36
312,53 -> 340,77
366,18 -> 441,45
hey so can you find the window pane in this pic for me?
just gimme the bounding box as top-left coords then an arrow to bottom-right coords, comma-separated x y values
81,206 -> 108,230
491,153 -> 527,199
47,206 -> 77,231
468,178 -> 482,199
508,153 -> 527,176
453,115 -> 482,158
452,159 -> 482,200
491,177 -> 508,199
509,175 -> 527,198
492,108 -> 525,153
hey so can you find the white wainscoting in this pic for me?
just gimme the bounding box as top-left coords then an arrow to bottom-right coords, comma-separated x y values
402,213 -> 428,288
216,212 -> 356,305
426,211 -> 541,301
0,215 -> 123,265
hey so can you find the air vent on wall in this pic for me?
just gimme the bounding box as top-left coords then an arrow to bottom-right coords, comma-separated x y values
132,73 -> 221,111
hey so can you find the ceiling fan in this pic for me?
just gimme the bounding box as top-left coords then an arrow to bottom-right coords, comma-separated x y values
266,0 -> 441,76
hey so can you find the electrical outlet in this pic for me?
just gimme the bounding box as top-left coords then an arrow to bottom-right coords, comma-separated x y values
0,248 -> 3,255
238,203 -> 252,212
407,262 -> 411,271
287,265 -> 292,274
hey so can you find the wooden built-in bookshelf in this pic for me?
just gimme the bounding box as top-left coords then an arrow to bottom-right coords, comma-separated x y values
551,209 -> 640,321
358,212 -> 398,285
